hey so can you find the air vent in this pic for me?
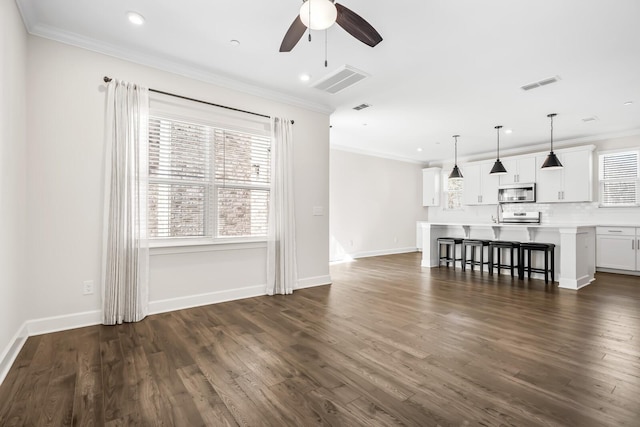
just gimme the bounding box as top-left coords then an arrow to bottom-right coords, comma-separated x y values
312,65 -> 370,94
521,75 -> 561,91
353,103 -> 371,111
582,116 -> 599,122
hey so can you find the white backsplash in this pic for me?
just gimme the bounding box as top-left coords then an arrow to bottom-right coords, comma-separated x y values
428,202 -> 640,225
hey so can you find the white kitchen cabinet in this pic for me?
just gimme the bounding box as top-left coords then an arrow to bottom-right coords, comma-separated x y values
596,226 -> 638,271
422,167 -> 441,206
536,148 -> 593,203
463,162 -> 499,205
499,156 -> 537,185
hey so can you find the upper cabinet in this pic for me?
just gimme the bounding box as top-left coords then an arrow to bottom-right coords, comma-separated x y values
499,156 -> 537,185
422,167 -> 441,206
535,148 -> 594,203
462,162 -> 500,205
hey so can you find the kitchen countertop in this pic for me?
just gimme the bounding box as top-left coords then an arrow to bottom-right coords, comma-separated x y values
422,222 -> 596,228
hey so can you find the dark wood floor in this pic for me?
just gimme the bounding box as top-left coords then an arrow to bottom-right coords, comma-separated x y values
1,252 -> 639,426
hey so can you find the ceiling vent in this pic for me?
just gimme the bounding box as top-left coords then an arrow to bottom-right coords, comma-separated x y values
312,65 -> 370,94
521,75 -> 561,91
353,103 -> 371,111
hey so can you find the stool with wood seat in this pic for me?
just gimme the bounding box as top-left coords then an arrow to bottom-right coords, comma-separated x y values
437,237 -> 463,268
461,239 -> 491,272
489,241 -> 521,277
519,242 -> 556,283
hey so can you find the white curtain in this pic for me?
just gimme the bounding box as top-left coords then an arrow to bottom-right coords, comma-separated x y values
266,117 -> 298,295
102,79 -> 150,325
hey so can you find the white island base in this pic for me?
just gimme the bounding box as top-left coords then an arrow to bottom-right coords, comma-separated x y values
420,223 -> 596,290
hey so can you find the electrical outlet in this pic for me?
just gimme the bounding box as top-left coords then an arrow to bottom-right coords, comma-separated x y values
83,280 -> 94,295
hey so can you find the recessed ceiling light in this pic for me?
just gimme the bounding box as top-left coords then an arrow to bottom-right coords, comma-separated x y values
127,11 -> 145,26
299,73 -> 311,82
504,129 -> 513,134
363,123 -> 368,126
230,39 -> 241,47
624,101 -> 633,106
417,148 -> 423,152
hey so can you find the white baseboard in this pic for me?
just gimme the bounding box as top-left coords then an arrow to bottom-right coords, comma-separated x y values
351,247 -> 417,260
148,284 -> 267,315
596,267 -> 640,277
296,275 -> 332,289
0,322 -> 29,386
26,310 -> 102,336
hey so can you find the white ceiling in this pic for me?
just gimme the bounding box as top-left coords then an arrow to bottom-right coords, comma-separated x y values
16,0 -> 640,163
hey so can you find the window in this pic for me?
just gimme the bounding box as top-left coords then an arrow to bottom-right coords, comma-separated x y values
443,174 -> 464,209
598,150 -> 639,207
148,96 -> 270,242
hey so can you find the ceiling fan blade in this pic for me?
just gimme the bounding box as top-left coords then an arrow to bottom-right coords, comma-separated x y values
335,3 -> 383,47
280,15 -> 307,52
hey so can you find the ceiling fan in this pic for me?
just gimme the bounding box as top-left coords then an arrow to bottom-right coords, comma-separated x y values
279,0 -> 383,52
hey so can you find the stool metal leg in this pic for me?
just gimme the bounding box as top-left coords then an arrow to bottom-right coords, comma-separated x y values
544,249 -> 549,283
462,244 -> 466,271
551,247 -> 555,283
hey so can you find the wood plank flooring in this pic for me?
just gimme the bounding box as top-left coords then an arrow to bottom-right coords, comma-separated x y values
1,252 -> 639,426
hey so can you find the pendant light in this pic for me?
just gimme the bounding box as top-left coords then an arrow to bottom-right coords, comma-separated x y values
449,135 -> 463,179
490,125 -> 508,175
541,113 -> 563,169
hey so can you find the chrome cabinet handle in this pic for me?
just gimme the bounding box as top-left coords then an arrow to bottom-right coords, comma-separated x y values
608,230 -> 622,233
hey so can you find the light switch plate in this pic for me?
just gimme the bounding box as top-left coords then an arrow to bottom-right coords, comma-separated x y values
312,206 -> 324,216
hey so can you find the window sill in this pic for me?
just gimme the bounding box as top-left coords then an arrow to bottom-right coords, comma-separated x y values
150,237 -> 267,255
598,204 -> 640,208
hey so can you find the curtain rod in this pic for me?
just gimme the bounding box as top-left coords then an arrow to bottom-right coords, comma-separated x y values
103,76 -> 293,124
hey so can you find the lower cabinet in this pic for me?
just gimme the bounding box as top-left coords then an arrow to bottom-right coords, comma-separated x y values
596,226 -> 639,271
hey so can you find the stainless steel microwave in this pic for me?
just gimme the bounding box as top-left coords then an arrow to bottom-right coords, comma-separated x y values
498,183 -> 536,203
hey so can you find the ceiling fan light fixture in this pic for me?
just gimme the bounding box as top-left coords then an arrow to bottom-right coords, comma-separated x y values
541,113 -> 564,170
300,0 -> 337,30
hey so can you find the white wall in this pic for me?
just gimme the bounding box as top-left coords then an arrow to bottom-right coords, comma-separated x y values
0,0 -> 28,379
427,135 -> 640,225
330,149 -> 428,261
25,36 -> 330,321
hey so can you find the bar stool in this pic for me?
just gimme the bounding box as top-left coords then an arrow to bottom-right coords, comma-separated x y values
461,239 -> 491,272
519,242 -> 556,283
489,241 -> 521,277
437,237 -> 463,268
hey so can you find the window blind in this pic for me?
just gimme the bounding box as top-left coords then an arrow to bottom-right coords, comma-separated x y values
147,115 -> 271,239
599,151 -> 639,206
214,129 -> 271,238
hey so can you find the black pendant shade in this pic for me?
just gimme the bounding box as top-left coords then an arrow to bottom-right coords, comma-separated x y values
449,135 -> 463,179
449,164 -> 463,179
490,159 -> 507,175
490,125 -> 508,175
541,152 -> 563,169
541,113 -> 563,170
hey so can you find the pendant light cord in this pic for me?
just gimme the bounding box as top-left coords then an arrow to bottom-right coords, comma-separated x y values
550,115 -> 554,152
495,125 -> 502,159
325,29 -> 328,67
547,113 -> 557,152
308,0 -> 312,42
453,135 -> 459,165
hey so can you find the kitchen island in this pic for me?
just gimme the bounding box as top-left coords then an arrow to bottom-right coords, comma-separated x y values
420,222 -> 596,290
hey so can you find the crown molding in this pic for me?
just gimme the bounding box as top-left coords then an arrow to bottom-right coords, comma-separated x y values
22,21 -> 334,116
427,128 -> 640,167
331,144 -> 425,165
